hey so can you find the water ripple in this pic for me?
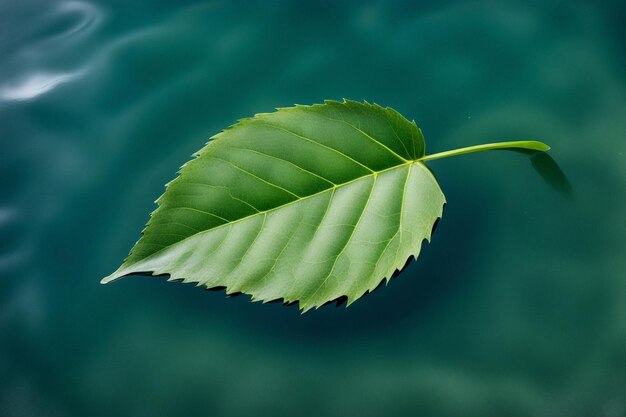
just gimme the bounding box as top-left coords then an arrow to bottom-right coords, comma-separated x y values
0,0 -> 101,101
51,0 -> 103,42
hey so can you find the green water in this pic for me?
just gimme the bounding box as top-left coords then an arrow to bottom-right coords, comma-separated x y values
2,1 -> 625,416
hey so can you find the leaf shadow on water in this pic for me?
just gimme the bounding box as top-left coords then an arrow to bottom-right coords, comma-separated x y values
508,149 -> 574,200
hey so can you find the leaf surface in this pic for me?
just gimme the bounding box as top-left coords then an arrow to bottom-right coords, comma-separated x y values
103,100 -> 446,311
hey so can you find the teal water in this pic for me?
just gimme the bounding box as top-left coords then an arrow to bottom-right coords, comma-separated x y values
2,1 -> 626,416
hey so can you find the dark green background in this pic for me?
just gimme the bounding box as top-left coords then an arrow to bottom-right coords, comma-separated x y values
2,1 -> 625,416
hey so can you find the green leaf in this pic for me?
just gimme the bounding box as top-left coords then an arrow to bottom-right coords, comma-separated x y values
102,99 -> 549,312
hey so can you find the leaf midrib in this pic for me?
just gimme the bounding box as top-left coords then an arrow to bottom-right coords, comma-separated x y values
109,158 -> 430,278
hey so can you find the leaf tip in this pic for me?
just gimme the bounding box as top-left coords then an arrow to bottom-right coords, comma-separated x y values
100,275 -> 116,284
101,268 -> 127,284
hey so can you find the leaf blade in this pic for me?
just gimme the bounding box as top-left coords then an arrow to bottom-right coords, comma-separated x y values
103,100 -> 444,311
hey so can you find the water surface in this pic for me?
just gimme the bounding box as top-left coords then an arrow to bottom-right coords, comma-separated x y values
2,1 -> 625,416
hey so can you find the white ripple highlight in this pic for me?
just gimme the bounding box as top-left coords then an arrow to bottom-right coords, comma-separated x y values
0,71 -> 82,101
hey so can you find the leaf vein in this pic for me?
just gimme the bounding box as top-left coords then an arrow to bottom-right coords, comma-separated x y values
304,176 -> 378,308
221,145 -> 336,186
177,181 -> 260,212
256,121 -> 375,173
166,206 -> 230,223
207,155 -> 301,199
313,112 -> 408,162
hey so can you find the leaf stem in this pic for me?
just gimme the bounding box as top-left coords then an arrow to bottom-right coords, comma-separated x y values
418,140 -> 550,162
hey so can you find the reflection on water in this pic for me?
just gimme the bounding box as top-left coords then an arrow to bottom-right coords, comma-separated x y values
1,1 -> 625,416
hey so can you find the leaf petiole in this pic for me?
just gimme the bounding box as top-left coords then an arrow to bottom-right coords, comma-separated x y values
418,140 -> 550,162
